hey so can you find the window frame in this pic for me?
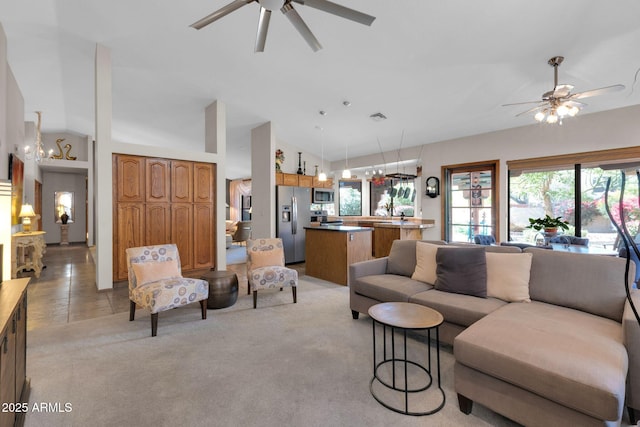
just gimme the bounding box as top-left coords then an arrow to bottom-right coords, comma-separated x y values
442,160 -> 500,242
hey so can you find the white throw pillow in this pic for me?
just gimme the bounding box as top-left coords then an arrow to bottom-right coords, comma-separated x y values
411,242 -> 441,284
486,252 -> 533,302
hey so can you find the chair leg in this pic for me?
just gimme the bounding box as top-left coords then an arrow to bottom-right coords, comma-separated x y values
129,300 -> 136,321
253,290 -> 258,309
200,300 -> 207,320
151,313 -> 158,337
292,286 -> 297,303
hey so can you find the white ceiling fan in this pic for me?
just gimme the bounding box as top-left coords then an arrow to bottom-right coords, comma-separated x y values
190,0 -> 375,52
503,56 -> 625,124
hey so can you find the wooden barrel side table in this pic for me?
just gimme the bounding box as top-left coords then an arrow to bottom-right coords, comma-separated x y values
201,270 -> 239,309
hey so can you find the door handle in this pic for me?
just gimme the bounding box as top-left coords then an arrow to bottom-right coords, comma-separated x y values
291,196 -> 297,234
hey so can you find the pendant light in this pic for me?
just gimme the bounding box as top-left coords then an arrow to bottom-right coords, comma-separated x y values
342,143 -> 351,179
317,126 -> 327,181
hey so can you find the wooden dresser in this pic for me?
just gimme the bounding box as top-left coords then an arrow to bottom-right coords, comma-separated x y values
0,278 -> 29,427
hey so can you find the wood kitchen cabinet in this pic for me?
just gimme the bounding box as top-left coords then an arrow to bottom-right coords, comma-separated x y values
275,172 -> 332,188
145,158 -> 170,203
312,176 -> 333,188
171,161 -> 193,203
116,155 -> 145,202
113,155 -> 216,280
0,278 -> 29,427
115,203 -> 145,280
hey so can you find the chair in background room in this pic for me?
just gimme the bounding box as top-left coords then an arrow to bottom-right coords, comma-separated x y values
232,221 -> 252,246
473,235 -> 496,245
549,235 -> 589,246
126,244 -> 209,337
246,238 -> 297,309
500,242 -> 553,250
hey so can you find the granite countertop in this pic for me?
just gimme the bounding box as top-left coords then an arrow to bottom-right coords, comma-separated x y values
373,221 -> 434,229
304,225 -> 373,232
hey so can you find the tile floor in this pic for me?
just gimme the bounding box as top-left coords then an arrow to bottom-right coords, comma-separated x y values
22,244 -> 304,331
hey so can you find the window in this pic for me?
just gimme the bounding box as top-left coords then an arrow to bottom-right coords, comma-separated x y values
508,165 -> 634,248
444,161 -> 499,242
339,180 -> 362,216
507,147 -> 640,249
370,178 -> 416,217
509,168 -> 575,243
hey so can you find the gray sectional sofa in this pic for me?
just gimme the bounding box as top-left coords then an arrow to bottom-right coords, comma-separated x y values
349,239 -> 640,426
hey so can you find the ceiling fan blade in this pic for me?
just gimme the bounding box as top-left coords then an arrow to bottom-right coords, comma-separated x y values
502,100 -> 543,107
281,3 -> 322,51
254,7 -> 272,52
569,84 -> 625,100
292,0 -> 375,26
515,104 -> 546,117
190,0 -> 255,30
553,84 -> 574,98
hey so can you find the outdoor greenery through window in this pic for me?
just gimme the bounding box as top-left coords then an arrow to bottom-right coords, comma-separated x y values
508,166 -> 638,248
339,180 -> 362,216
447,168 -> 495,242
370,178 -> 415,217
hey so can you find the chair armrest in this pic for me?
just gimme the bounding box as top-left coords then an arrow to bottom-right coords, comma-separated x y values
624,291 -> 640,410
348,257 -> 388,286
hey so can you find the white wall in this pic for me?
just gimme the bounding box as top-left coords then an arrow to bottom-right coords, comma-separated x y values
415,104 -> 640,241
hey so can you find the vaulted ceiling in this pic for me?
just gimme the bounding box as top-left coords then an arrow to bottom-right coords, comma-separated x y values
2,1 -> 640,179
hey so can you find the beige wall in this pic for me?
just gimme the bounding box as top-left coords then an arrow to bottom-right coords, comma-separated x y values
416,105 -> 640,241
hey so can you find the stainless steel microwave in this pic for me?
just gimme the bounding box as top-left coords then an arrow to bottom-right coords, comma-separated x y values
313,188 -> 334,204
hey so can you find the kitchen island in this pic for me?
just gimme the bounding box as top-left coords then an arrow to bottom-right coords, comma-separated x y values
304,225 -> 373,286
373,221 -> 434,258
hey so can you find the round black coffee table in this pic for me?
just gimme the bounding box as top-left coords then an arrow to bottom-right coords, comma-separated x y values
201,270 -> 239,309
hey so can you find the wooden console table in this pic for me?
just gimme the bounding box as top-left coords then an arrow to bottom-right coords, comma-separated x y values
12,231 -> 46,279
0,278 -> 30,427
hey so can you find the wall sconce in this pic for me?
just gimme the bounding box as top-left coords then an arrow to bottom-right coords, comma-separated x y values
19,203 -> 37,232
425,176 -> 440,198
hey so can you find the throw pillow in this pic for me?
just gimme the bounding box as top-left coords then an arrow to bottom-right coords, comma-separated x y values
411,242 -> 441,284
435,247 -> 487,297
132,260 -> 180,286
387,240 -> 419,276
486,252 -> 532,302
250,249 -> 284,269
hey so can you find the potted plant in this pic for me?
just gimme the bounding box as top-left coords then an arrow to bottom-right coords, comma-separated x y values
526,215 -> 570,235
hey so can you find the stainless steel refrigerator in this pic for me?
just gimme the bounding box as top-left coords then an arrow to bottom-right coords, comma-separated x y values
276,186 -> 311,264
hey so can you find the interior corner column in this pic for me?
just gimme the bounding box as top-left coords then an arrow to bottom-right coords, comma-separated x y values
94,43 -> 113,290
205,100 -> 227,270
251,122 -> 276,239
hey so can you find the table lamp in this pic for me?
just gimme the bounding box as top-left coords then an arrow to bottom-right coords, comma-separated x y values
19,203 -> 36,233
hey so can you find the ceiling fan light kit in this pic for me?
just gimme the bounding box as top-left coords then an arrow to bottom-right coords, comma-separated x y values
190,0 -> 375,53
503,56 -> 625,125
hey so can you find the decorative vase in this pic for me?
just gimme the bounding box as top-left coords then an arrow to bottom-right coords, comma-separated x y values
61,213 -> 69,224
297,152 -> 303,175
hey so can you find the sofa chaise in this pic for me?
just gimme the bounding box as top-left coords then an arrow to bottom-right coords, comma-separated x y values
349,239 -> 640,426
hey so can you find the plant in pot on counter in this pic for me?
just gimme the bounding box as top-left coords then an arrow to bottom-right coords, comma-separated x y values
526,215 -> 570,235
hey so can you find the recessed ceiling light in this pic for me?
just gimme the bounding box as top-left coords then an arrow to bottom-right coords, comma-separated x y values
319,110 -> 327,116
370,112 -> 387,122
343,101 -> 351,107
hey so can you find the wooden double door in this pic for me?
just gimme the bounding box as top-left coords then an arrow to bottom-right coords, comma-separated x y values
113,154 -> 216,281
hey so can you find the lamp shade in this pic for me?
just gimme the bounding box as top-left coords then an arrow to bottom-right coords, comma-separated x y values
19,204 -> 36,218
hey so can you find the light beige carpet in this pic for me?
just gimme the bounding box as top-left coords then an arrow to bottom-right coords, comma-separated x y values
25,277 -> 521,427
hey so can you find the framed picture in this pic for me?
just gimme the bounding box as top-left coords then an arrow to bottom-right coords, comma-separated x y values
9,154 -> 24,226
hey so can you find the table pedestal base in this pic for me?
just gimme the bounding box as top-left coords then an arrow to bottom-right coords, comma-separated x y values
370,322 -> 445,416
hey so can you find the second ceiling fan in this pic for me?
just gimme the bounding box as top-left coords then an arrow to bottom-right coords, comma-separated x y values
190,0 -> 375,52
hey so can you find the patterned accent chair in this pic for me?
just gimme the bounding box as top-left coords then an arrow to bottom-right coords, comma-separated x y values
246,238 -> 297,309
126,244 -> 209,337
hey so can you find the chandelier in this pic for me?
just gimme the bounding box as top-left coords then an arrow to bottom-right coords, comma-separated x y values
24,111 -> 52,163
